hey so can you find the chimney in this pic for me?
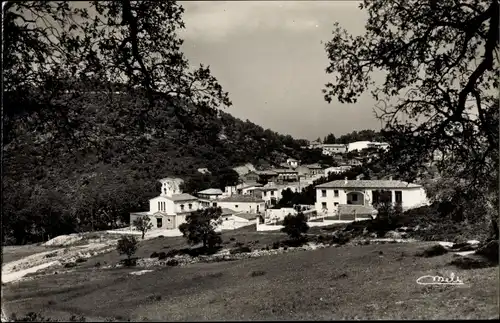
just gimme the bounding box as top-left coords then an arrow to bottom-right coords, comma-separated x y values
344,177 -> 348,184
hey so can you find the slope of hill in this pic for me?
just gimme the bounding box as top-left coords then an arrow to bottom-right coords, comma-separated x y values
2,92 -> 308,245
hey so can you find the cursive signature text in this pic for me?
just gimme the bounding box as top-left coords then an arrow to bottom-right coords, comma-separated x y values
416,272 -> 464,285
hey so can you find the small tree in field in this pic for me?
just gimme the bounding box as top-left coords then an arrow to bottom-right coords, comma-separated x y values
133,215 -> 153,240
116,235 -> 138,266
179,207 -> 222,251
281,212 -> 309,241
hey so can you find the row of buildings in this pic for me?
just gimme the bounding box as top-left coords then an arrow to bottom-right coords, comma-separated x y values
130,171 -> 429,231
305,140 -> 390,156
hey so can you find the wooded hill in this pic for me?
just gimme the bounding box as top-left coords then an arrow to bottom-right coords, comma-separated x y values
2,90 -> 332,245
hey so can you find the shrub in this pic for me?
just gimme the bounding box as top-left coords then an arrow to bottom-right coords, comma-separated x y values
150,252 -> 159,258
45,252 -> 57,258
250,270 -> 266,277
158,252 -> 167,260
234,242 -> 244,247
94,262 -> 101,267
9,312 -> 55,322
417,244 -> 448,257
475,240 -> 499,263
229,237 -> 236,241
64,262 -> 77,268
331,231 -> 351,245
75,258 -> 87,263
116,235 -> 138,266
271,241 -> 281,249
69,314 -> 86,322
449,256 -> 494,269
281,212 -> 309,240
166,259 -> 179,266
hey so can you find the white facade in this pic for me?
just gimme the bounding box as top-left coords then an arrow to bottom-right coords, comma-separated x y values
130,178 -> 200,230
324,166 -> 352,176
286,158 -> 299,168
217,200 -> 265,214
322,144 -> 348,155
314,179 -> 429,216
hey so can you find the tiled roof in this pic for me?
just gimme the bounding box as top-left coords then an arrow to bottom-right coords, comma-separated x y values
338,204 -> 377,216
219,195 -> 264,203
167,193 -> 199,201
305,163 -> 323,169
240,183 -> 263,189
198,188 -> 224,195
256,170 -> 278,176
273,168 -> 298,173
316,180 -> 421,189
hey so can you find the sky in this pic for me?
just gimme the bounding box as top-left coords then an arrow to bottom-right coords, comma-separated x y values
179,1 -> 382,141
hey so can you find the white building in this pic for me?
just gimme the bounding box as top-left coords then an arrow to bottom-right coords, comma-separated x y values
218,208 -> 259,230
286,158 -> 299,168
258,182 -> 302,207
197,188 -> 224,200
322,144 -> 348,155
314,178 -> 429,215
216,195 -> 265,214
130,178 -> 199,230
324,165 -> 352,176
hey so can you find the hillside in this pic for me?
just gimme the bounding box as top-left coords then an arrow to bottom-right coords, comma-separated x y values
2,92 -> 309,245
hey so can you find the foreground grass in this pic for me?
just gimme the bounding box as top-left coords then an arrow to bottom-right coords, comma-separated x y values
3,241 -> 498,321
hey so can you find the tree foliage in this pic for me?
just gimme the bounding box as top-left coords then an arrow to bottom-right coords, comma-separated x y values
116,235 -> 138,264
281,212 -> 309,240
179,207 -> 223,250
133,215 -> 153,240
323,0 -> 499,236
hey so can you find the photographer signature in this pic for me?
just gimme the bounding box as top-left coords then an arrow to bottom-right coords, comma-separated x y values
416,272 -> 464,285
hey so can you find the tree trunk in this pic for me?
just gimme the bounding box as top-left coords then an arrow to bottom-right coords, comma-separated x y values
142,231 -> 145,240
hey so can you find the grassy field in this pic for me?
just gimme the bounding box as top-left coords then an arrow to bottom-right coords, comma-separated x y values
3,239 -> 498,321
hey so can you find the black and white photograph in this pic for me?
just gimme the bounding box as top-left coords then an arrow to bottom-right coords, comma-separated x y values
2,0 -> 499,321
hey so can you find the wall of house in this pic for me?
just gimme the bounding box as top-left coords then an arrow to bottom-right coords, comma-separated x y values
149,197 -> 176,214
314,186 -> 429,214
217,201 -> 265,213
174,200 -> 199,213
265,208 -> 297,221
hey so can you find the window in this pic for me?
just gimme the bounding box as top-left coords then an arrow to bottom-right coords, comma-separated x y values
180,204 -> 185,211
321,202 -> 327,209
321,190 -> 327,197
163,188 -> 167,194
334,190 -> 339,197
189,203 -> 192,210
158,201 -> 160,211
271,191 -> 274,196
235,205 -> 239,208
225,217 -> 229,221
334,202 -> 339,206
156,218 -> 163,228
213,202 -> 217,207
395,191 -> 402,203
352,194 -> 358,202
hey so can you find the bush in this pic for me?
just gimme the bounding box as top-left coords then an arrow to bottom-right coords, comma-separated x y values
69,314 -> 86,322
271,241 -> 281,249
75,258 -> 87,263
116,235 -> 138,265
417,244 -> 448,257
234,242 -> 244,247
331,231 -> 351,245
64,262 -> 77,268
45,252 -> 57,258
158,252 -> 167,260
281,212 -> 309,240
449,256 -> 495,269
250,270 -> 266,277
229,237 -> 236,241
9,312 -> 55,322
475,240 -> 499,264
94,262 -> 101,267
150,252 -> 159,258
166,259 -> 179,266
